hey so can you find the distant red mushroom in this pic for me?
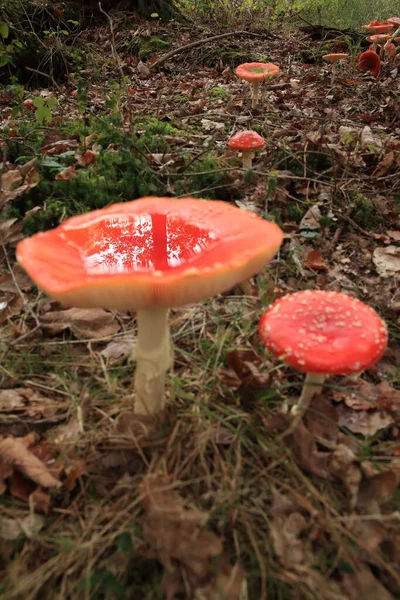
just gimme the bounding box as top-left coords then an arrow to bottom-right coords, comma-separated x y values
235,62 -> 280,109
259,290 -> 388,418
322,53 -> 349,81
366,34 -> 391,53
228,130 -> 265,170
361,20 -> 394,34
358,50 -> 381,76
23,99 -> 35,112
384,42 -> 397,60
17,197 -> 283,416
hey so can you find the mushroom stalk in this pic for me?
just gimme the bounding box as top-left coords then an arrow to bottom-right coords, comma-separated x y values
251,81 -> 260,109
134,308 -> 172,415
242,151 -> 254,170
385,26 -> 400,49
291,372 -> 325,416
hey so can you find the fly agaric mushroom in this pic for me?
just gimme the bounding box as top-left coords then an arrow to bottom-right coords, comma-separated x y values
17,197 -> 283,416
235,62 -> 280,109
322,53 -> 349,81
259,290 -> 388,418
228,130 -> 265,170
384,42 -> 397,60
358,50 -> 381,76
362,20 -> 394,34
366,34 -> 391,53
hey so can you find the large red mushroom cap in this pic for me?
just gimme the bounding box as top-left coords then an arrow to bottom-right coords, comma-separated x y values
228,130 -> 265,152
235,62 -> 280,82
361,20 -> 394,33
17,197 -> 283,310
387,17 -> 400,26
358,50 -> 381,76
259,290 -> 388,375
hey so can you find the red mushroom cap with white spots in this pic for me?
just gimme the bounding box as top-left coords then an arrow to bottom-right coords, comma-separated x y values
259,290 -> 388,374
228,131 -> 265,152
235,62 -> 280,82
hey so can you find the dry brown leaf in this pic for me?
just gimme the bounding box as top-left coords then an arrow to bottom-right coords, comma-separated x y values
30,488 -> 52,515
79,149 -> 98,166
55,165 -> 77,181
373,151 -> 395,177
337,404 -> 394,436
0,387 -> 58,419
342,568 -> 394,600
1,169 -> 22,191
63,460 -> 86,492
141,475 -> 223,578
0,436 -> 61,488
372,246 -> 400,277
333,379 -> 400,411
0,265 -> 33,293
386,230 -> 400,241
303,249 -> 329,271
9,470 -> 35,502
0,165 -> 40,207
40,307 -> 120,339
329,444 -> 362,509
0,513 -> 45,541
270,512 -> 308,568
357,469 -> 400,513
100,333 -> 136,361
304,395 -> 339,447
219,350 -> 270,391
0,218 -> 24,246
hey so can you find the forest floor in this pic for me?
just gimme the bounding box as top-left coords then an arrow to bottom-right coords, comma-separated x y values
1,12 -> 400,600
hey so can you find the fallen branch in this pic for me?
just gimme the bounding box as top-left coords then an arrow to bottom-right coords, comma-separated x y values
151,30 -> 264,69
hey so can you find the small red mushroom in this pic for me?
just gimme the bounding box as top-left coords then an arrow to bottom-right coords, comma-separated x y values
384,42 -> 397,60
17,197 -> 283,416
23,99 -> 35,112
322,53 -> 349,81
259,290 -> 388,418
228,130 -> 265,170
235,62 -> 280,109
366,34 -> 392,53
358,50 -> 381,76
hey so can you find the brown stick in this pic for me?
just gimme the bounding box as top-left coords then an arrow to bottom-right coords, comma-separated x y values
151,30 -> 263,69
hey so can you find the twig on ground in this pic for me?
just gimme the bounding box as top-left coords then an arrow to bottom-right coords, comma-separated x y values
151,30 -> 263,69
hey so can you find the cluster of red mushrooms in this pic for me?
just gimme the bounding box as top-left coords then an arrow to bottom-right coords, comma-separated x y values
14,29 -> 391,423
358,18 -> 400,76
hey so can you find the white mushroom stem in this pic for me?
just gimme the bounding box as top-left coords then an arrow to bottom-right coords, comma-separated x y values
331,62 -> 338,83
251,81 -> 260,109
291,372 -> 326,417
242,151 -> 254,170
370,42 -> 378,52
134,308 -> 172,415
385,26 -> 400,49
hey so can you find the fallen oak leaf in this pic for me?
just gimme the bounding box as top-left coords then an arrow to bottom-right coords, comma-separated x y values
55,165 -> 77,181
219,350 -> 270,390
140,475 -> 223,579
337,404 -> 394,436
0,436 -> 61,488
40,307 -> 120,339
303,249 -> 328,271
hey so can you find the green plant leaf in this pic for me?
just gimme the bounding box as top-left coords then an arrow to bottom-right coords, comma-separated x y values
46,97 -> 58,109
33,97 -> 44,108
0,55 -> 8,67
0,21 -> 9,40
